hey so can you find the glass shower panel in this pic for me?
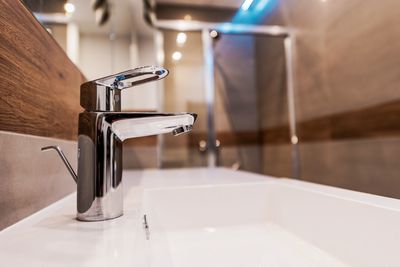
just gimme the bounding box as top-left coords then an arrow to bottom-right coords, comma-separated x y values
160,30 -> 208,168
213,33 -> 293,175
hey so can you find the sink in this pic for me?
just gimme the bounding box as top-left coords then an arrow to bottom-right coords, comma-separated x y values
142,180 -> 400,267
1,168 -> 400,266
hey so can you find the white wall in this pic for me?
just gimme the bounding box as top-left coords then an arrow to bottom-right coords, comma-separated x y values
121,35 -> 158,111
78,33 -> 131,80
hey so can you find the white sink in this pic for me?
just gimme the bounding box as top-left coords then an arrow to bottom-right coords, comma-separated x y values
1,168 -> 400,266
142,180 -> 400,267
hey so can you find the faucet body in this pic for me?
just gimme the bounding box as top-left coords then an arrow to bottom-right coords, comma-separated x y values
77,112 -> 195,221
77,112 -> 124,221
43,67 -> 196,221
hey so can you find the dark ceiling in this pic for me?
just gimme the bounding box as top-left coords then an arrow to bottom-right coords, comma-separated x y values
22,0 -> 66,13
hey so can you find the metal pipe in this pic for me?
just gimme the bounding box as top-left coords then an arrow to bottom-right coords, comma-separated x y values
150,19 -> 299,176
153,19 -> 292,37
41,146 -> 78,183
202,29 -> 217,168
284,35 -> 301,179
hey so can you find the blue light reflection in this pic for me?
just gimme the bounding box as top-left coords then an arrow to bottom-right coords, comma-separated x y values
234,0 -> 278,24
240,0 -> 255,11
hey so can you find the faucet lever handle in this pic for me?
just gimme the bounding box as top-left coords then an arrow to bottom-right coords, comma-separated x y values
41,146 -> 78,183
94,66 -> 168,90
80,66 -> 169,111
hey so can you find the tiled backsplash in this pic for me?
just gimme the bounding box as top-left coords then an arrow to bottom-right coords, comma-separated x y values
0,131 -> 76,230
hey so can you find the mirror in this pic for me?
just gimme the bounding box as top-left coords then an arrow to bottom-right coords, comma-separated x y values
22,0 -> 157,111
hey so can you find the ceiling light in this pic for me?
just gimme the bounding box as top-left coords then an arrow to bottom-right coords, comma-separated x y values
172,51 -> 182,61
176,32 -> 187,45
240,0 -> 254,11
64,2 -> 76,14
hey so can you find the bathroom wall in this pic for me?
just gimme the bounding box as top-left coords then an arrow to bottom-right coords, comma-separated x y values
78,34 -> 132,81
154,1 -> 400,198
254,36 -> 292,177
256,0 -> 400,198
0,0 -> 83,229
213,34 -> 262,172
161,30 -> 208,167
160,29 -> 265,171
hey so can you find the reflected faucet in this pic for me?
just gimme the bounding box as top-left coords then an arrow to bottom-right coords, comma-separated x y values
42,66 -> 197,221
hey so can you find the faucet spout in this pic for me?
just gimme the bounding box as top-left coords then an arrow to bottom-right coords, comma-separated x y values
172,125 -> 193,136
108,112 -> 197,141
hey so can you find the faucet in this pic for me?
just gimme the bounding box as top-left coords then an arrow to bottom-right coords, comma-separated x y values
42,66 -> 197,221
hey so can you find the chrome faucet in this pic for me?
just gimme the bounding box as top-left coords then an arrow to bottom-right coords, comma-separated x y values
42,66 -> 197,221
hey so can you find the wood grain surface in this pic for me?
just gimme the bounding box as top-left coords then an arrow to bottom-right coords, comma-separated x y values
262,99 -> 400,145
0,0 -> 84,140
185,98 -> 400,147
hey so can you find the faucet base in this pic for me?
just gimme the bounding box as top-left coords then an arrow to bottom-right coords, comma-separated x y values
76,212 -> 123,222
76,196 -> 123,221
76,181 -> 124,222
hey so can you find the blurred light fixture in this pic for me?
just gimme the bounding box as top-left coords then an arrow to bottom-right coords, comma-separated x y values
172,51 -> 182,61
95,7 -> 110,26
176,32 -> 187,45
143,0 -> 156,25
209,30 -> 218,38
240,0 -> 254,11
92,0 -> 110,26
64,2 -> 75,14
91,0 -> 106,9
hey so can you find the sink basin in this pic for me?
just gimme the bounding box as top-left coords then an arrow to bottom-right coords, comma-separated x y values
142,180 -> 400,267
1,168 -> 399,266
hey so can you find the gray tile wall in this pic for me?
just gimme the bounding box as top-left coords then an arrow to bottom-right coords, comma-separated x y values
0,131 -> 76,230
256,0 -> 400,198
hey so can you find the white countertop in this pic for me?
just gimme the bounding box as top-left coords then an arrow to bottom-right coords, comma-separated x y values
2,168 -> 400,267
0,168 -> 271,267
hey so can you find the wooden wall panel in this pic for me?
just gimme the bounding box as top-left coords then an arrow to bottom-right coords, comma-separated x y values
260,99 -> 400,145
0,0 -> 84,140
187,97 -> 400,147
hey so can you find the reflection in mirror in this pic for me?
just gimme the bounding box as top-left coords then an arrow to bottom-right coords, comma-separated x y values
22,0 -> 158,112
21,0 -> 164,171
160,30 -> 207,168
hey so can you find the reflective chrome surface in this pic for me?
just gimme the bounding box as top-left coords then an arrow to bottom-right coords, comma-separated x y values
42,66 -> 197,221
77,111 -> 196,221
